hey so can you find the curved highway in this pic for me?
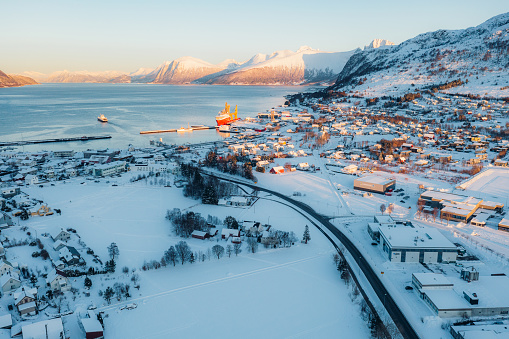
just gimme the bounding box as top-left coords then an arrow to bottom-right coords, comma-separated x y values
203,172 -> 419,339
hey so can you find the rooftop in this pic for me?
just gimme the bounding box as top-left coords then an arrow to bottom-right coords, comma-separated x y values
413,273 -> 453,287
379,226 -> 457,250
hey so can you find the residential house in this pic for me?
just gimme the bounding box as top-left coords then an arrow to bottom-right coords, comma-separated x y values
1,273 -> 21,292
59,246 -> 81,266
21,318 -> 64,339
0,260 -> 15,276
13,286 -> 37,316
51,229 -> 70,242
46,270 -> 71,292
80,310 -> 103,339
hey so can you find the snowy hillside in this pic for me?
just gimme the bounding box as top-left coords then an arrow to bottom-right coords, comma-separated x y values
331,12 -> 509,98
194,46 -> 359,85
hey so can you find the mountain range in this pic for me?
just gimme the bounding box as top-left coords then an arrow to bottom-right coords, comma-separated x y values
328,12 -> 509,98
21,41 -> 392,86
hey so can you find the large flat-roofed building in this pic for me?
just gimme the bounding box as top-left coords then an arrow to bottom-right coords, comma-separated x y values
378,225 -> 457,263
498,218 -> 509,232
415,274 -> 509,318
354,175 -> 395,194
92,161 -> 126,177
418,191 -> 503,223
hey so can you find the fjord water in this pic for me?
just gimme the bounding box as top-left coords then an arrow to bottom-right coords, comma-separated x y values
0,83 -> 305,151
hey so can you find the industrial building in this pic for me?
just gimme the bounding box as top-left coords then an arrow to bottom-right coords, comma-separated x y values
413,272 -> 509,318
354,175 -> 395,194
418,191 -> 504,223
375,225 -> 457,263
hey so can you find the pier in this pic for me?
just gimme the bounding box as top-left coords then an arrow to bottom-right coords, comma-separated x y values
140,126 -> 216,135
0,135 -> 112,147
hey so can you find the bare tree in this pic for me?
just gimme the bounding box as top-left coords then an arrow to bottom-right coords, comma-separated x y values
246,237 -> 258,253
380,204 -> 386,215
233,243 -> 242,256
212,244 -> 225,259
175,241 -> 192,265
226,244 -> 233,258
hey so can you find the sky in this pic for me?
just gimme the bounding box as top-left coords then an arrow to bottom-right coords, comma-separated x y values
1,0 -> 508,74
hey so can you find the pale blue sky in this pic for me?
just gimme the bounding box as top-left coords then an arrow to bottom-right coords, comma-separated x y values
1,0 -> 508,74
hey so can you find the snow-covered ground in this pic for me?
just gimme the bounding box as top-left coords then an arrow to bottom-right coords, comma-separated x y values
14,178 -> 370,338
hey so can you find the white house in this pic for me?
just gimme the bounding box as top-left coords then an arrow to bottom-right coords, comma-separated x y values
24,175 -> 39,186
0,274 -> 21,292
46,270 -> 71,292
51,229 -> 70,242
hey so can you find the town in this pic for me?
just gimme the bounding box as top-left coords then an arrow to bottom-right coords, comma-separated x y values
0,88 -> 509,338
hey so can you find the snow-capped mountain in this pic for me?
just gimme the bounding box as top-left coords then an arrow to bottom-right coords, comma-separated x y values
364,39 -> 394,50
145,57 -> 225,84
43,70 -> 128,83
332,12 -> 509,98
194,46 -> 359,85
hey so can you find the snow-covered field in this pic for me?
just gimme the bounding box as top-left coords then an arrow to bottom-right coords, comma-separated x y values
18,179 -> 370,338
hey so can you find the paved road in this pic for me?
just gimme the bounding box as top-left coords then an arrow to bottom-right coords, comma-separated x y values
204,172 -> 420,339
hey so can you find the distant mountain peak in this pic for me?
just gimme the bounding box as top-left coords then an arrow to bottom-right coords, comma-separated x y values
297,46 -> 316,53
364,39 -> 395,50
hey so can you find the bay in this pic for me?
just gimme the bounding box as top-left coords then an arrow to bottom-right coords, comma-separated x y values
0,83 -> 311,151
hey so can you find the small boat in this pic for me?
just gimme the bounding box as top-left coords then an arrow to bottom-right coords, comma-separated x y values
98,114 -> 108,123
177,124 -> 193,133
218,125 -> 230,132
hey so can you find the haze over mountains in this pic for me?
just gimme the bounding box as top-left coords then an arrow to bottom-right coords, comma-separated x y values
17,40 -> 393,86
3,11 -> 509,95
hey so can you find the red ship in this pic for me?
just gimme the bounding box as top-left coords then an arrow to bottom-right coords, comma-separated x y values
216,102 -> 239,126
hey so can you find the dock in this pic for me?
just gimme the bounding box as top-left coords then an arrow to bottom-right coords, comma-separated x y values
140,126 -> 216,135
0,135 -> 112,147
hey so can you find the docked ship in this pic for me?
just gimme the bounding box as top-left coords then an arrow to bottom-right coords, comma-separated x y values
216,102 -> 239,126
97,114 -> 108,123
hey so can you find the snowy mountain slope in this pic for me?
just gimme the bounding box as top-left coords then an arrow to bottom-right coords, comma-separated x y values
194,46 -> 359,85
146,57 -> 225,84
332,12 -> 509,98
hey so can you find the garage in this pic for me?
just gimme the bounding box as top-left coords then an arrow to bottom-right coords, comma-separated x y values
423,252 -> 438,263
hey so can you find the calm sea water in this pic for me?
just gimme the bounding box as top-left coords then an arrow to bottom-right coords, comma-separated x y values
0,83 -> 310,151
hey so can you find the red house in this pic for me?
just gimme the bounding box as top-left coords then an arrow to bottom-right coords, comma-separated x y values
269,166 -> 285,174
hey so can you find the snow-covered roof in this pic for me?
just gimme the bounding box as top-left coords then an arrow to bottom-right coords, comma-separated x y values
80,317 -> 103,333
499,218 -> 509,227
0,314 -> 12,329
355,175 -> 394,185
22,318 -> 63,339
379,226 -> 456,250
18,301 -> 36,312
412,273 -> 453,287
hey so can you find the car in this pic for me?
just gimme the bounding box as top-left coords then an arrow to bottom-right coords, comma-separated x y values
39,185 -> 44,188
400,200 -> 406,203
371,242 -> 378,246
112,184 -> 118,187
50,183 -> 55,186
405,286 -> 413,290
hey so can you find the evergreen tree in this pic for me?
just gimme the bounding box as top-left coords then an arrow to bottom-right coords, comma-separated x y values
104,287 -> 115,304
201,183 -> 218,205
223,216 -> 239,229
303,225 -> 311,244
84,276 -> 92,288
108,242 -> 120,261
105,259 -> 116,273
190,253 -> 195,264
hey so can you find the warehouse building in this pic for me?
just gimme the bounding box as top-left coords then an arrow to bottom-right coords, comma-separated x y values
354,175 -> 395,194
377,225 -> 457,263
413,273 -> 509,318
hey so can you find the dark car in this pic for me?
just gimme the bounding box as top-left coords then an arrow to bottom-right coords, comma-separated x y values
405,286 -> 413,290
